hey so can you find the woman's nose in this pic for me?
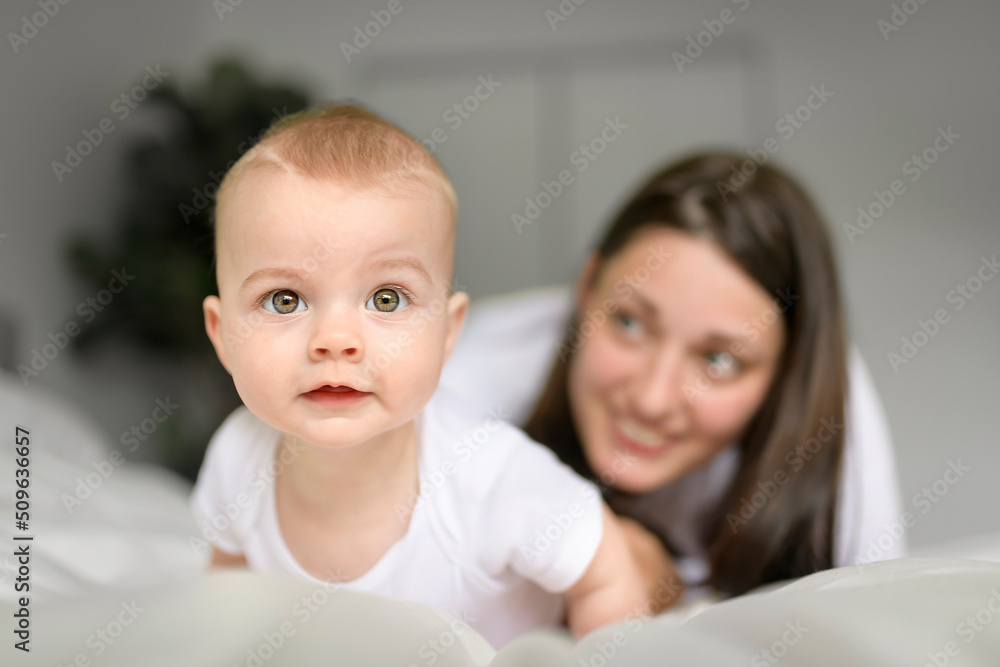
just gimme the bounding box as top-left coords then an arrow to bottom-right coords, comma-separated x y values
629,347 -> 688,423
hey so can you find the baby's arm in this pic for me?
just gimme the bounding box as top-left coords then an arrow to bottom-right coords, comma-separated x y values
563,503 -> 650,637
617,516 -> 684,611
209,546 -> 248,569
191,408 -> 268,572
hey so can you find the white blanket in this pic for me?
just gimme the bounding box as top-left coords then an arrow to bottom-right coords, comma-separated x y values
3,375 -> 999,664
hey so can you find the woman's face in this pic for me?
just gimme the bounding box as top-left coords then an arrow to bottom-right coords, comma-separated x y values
567,227 -> 787,494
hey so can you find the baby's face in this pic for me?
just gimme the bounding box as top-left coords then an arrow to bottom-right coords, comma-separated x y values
204,168 -> 466,450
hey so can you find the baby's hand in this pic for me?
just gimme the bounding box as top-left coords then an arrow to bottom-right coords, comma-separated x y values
208,547 -> 248,569
616,516 -> 684,614
563,503 -> 657,638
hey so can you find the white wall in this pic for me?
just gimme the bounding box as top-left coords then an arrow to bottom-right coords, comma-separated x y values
1,0 -> 997,547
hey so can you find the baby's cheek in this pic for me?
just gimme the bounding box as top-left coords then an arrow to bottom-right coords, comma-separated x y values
366,326 -> 442,386
225,336 -> 288,402
230,359 -> 271,401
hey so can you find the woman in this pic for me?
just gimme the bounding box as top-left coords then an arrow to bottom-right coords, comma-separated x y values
441,153 -> 904,601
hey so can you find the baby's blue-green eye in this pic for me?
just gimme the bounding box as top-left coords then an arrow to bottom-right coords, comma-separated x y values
706,351 -> 738,378
263,290 -> 307,315
367,288 -> 410,313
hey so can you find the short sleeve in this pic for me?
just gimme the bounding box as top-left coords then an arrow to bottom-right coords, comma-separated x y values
479,425 -> 604,593
190,406 -> 271,556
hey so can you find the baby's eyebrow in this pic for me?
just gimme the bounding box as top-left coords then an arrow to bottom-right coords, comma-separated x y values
241,267 -> 307,289
368,256 -> 432,283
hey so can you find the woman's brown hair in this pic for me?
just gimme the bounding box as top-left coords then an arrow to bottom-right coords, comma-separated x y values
525,153 -> 847,596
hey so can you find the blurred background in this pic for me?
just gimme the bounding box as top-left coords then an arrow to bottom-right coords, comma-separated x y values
0,0 -> 996,549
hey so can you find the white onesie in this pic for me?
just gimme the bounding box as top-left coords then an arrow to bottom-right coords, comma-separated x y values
190,389 -> 603,648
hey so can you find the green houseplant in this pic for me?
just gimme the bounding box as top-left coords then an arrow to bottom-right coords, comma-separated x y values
67,59 -> 311,479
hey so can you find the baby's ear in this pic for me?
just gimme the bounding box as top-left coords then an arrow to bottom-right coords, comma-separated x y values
442,291 -> 469,363
203,295 -> 231,373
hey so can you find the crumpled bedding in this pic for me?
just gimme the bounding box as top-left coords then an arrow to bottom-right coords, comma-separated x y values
3,375 -> 999,664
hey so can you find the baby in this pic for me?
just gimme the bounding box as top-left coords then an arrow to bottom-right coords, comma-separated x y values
191,104 -> 646,647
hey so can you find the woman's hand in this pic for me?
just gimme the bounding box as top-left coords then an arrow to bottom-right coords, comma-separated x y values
615,515 -> 684,615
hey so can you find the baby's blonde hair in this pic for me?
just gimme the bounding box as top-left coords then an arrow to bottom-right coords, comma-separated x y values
216,103 -> 457,225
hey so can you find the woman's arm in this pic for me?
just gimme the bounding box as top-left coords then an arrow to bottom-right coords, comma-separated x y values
836,350 -> 906,565
439,287 -> 572,423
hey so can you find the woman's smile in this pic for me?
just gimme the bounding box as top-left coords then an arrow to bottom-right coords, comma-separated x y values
611,416 -> 682,457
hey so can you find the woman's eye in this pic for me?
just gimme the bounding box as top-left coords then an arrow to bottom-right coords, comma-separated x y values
367,288 -> 410,313
614,312 -> 643,337
263,290 -> 307,315
705,351 -> 739,379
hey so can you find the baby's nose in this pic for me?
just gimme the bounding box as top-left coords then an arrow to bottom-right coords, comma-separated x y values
308,316 -> 364,361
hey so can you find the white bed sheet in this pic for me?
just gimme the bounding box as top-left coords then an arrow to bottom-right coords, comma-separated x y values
3,374 -> 999,665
